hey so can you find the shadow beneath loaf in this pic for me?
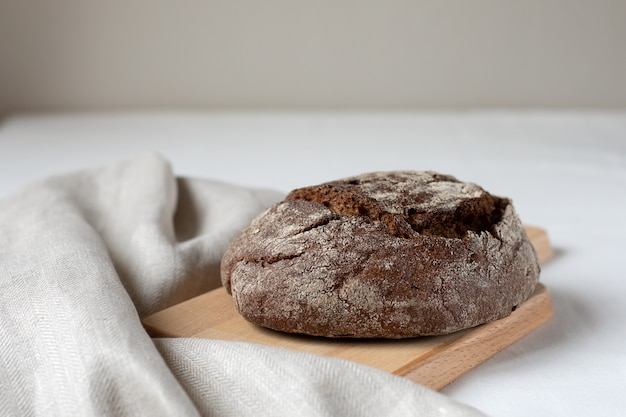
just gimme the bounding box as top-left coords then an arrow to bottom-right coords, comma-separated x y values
252,323 -> 447,346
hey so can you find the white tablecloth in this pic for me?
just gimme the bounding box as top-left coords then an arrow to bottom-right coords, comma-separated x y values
1,110 -> 625,416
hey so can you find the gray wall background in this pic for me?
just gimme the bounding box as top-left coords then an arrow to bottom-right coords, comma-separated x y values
1,0 -> 625,115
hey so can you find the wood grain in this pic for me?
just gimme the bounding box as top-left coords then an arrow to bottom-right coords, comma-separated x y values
143,225 -> 553,390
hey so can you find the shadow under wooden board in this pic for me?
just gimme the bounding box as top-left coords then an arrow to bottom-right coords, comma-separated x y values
143,225 -> 554,391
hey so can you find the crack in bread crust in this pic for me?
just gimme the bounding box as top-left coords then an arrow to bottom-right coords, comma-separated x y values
286,171 -> 507,239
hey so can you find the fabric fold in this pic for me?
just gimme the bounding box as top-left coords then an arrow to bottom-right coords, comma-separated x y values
155,338 -> 486,417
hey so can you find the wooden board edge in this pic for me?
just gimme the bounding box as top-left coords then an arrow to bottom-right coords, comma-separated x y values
143,321 -> 175,338
397,283 -> 553,390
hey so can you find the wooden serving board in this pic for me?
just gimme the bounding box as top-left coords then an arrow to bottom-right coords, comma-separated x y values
143,226 -> 554,390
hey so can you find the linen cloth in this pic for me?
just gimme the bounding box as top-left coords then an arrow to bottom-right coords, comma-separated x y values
0,153 -> 485,417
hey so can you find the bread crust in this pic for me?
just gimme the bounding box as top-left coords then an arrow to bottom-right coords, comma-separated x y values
220,171 -> 540,338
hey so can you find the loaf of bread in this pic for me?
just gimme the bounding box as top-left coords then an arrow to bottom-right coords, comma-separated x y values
220,171 -> 540,338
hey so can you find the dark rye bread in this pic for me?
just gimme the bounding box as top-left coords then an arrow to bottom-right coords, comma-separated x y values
220,171 -> 540,338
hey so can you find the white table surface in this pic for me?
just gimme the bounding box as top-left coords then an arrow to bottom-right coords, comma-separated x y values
1,110 -> 625,416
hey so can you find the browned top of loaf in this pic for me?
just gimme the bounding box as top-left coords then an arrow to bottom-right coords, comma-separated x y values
285,171 -> 507,239
220,171 -> 539,338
